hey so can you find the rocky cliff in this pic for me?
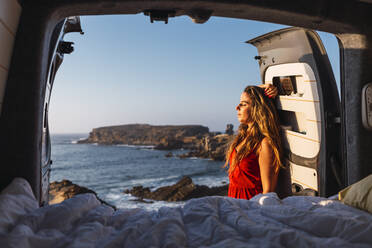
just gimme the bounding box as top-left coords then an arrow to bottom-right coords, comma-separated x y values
78,124 -> 210,150
79,123 -> 234,160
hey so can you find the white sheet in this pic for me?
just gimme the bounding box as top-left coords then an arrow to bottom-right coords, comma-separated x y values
1,178 -> 372,248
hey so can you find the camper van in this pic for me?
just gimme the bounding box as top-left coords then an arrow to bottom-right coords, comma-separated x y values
0,0 -> 371,206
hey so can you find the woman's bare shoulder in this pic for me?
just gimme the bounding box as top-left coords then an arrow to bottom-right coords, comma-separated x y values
258,137 -> 272,154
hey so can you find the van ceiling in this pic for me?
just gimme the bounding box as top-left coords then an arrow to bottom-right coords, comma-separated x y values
18,0 -> 372,34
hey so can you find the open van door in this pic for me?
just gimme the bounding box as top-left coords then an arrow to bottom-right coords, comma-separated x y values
247,27 -> 343,197
40,17 -> 83,205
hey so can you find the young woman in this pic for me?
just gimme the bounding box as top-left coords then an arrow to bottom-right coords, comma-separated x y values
225,85 -> 283,199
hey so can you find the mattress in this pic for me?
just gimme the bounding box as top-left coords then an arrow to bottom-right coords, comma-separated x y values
1,178 -> 371,248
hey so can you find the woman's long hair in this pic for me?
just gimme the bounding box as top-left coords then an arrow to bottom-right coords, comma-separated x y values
224,86 -> 283,174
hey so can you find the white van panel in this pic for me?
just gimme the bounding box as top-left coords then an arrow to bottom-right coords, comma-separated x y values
265,63 -> 322,158
276,98 -> 321,121
282,130 -> 320,158
265,63 -> 320,101
290,161 -> 318,190
0,0 -> 21,115
304,120 -> 321,141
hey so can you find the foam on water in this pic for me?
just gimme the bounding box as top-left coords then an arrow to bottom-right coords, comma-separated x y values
193,175 -> 229,187
106,192 -> 184,210
116,144 -> 155,149
71,137 -> 86,144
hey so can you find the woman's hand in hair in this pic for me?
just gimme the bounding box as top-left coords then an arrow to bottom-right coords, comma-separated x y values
259,84 -> 278,98
258,137 -> 279,193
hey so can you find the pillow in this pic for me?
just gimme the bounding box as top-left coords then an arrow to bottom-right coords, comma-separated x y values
339,174 -> 372,213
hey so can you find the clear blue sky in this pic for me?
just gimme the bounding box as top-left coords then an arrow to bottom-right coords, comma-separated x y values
49,14 -> 340,134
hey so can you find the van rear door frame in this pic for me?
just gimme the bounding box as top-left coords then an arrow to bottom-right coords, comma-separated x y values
247,27 -> 343,197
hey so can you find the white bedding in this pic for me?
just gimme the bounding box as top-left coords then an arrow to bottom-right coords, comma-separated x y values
1,178 -> 372,248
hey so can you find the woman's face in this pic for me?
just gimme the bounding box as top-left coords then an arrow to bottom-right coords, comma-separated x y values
236,92 -> 253,125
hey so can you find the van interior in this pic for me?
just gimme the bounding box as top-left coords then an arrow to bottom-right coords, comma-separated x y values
1,1 -> 372,246
1,0 -> 372,211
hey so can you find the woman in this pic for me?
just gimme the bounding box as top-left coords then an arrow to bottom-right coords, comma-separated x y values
225,85 -> 283,199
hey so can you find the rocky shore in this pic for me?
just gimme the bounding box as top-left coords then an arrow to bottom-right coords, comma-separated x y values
49,177 -> 228,207
123,176 -> 228,202
78,123 -> 234,161
49,180 -> 116,210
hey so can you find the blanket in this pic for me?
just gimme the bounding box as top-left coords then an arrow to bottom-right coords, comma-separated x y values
1,178 -> 371,248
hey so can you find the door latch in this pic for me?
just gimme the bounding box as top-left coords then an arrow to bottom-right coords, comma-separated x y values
144,10 -> 176,24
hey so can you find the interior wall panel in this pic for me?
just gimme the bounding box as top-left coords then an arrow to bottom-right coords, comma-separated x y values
0,23 -> 14,71
0,0 -> 21,114
0,0 -> 21,34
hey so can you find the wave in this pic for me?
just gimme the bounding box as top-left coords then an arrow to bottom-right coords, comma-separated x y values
116,144 -> 155,149
177,156 -> 212,161
69,137 -> 87,144
192,176 -> 229,187
106,192 -> 184,210
102,175 -> 226,210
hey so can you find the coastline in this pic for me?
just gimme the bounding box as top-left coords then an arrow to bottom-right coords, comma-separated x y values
50,133 -> 229,210
49,176 -> 228,209
76,123 -> 234,161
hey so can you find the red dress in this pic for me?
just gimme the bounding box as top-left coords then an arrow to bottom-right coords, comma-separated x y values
228,150 -> 263,199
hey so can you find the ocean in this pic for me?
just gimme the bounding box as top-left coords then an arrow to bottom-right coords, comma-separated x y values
50,134 -> 229,210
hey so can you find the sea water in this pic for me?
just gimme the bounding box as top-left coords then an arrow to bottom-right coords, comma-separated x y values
51,134 -> 228,210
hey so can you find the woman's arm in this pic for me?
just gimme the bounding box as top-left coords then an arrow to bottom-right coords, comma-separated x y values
258,137 -> 278,193
258,84 -> 278,98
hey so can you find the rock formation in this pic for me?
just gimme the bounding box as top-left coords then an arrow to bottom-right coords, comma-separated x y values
165,152 -> 173,157
78,124 -> 209,150
49,180 -> 116,210
178,134 -> 231,160
124,176 -> 228,202
49,177 -> 228,208
79,123 -> 234,161
225,124 -> 234,135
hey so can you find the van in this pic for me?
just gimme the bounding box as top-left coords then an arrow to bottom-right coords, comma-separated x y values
0,0 -> 371,206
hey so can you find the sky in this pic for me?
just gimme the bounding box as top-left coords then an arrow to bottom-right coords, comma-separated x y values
49,14 -> 340,134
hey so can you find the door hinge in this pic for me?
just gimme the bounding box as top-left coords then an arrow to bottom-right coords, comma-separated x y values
326,112 -> 341,127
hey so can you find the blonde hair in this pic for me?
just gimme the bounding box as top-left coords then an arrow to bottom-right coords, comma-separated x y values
224,86 -> 283,174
